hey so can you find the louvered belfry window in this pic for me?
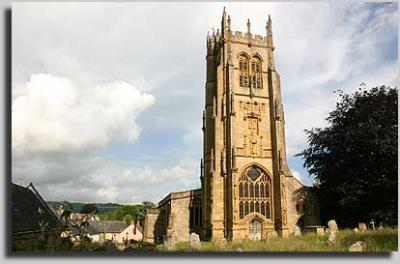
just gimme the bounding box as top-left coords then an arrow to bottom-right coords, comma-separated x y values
239,55 -> 249,87
250,56 -> 262,89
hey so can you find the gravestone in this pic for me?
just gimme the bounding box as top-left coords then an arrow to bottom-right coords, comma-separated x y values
326,220 -> 338,246
164,238 -> 176,251
358,223 -> 367,232
348,241 -> 366,252
189,232 -> 201,249
326,232 -> 336,246
353,227 -> 359,233
327,220 -> 338,233
215,238 -> 227,248
294,226 -> 301,236
236,247 -> 243,252
316,227 -> 325,236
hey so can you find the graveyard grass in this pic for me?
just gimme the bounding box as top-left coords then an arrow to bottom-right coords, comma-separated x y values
157,228 -> 398,252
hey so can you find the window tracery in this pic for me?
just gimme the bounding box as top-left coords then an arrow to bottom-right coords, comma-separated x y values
238,166 -> 271,219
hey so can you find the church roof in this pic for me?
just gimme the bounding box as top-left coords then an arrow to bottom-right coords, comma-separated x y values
158,188 -> 201,207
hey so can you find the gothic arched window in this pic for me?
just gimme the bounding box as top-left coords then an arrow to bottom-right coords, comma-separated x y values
250,56 -> 262,89
238,165 -> 271,219
239,55 -> 249,87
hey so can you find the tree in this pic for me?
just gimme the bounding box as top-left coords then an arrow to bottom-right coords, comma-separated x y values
137,201 -> 156,226
59,201 -> 73,227
297,86 -> 397,226
124,214 -> 133,226
80,203 -> 98,215
142,201 -> 156,209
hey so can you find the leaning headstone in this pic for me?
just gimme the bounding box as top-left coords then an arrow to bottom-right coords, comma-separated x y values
327,220 -> 339,233
294,226 -> 301,236
353,228 -> 359,233
324,228 -> 330,234
348,241 -> 366,252
358,223 -> 367,232
189,232 -> 201,249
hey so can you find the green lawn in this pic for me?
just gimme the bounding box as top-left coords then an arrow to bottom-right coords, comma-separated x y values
158,228 -> 398,252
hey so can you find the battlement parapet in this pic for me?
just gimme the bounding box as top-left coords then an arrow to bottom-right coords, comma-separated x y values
230,30 -> 268,46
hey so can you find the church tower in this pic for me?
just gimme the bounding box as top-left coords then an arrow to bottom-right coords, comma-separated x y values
201,8 -> 294,241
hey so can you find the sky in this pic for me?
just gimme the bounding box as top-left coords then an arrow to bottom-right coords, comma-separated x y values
12,1 -> 398,204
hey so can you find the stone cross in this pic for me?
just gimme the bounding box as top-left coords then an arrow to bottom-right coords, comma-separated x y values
369,219 -> 375,230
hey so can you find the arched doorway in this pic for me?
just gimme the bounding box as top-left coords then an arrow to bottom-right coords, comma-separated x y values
248,219 -> 262,240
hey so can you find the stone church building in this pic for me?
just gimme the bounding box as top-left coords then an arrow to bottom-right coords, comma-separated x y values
143,9 -> 319,243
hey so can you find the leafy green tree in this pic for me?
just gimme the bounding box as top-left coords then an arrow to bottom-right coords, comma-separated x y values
297,86 -> 398,226
137,201 -> 156,227
142,201 -> 156,209
80,203 -> 99,214
124,214 -> 133,226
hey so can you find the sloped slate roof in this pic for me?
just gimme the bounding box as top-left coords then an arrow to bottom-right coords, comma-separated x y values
88,221 -> 127,234
12,183 -> 61,234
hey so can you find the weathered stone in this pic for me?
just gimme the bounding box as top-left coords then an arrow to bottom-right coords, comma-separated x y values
358,223 -> 367,232
236,247 -> 243,252
189,232 -> 201,249
325,228 -> 330,234
326,232 -> 336,246
215,238 -> 227,248
348,241 -> 366,252
267,231 -> 278,239
353,228 -> 359,233
316,227 -> 325,236
378,222 -> 384,230
327,220 -> 338,233
294,226 -> 301,236
163,238 -> 176,251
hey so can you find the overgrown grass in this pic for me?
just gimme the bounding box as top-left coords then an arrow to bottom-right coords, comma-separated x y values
158,228 -> 398,252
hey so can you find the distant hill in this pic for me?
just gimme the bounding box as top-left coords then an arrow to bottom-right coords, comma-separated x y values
47,201 -> 123,213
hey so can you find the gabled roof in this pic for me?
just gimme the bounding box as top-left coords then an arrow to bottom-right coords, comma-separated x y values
87,221 -> 127,234
12,183 -> 62,235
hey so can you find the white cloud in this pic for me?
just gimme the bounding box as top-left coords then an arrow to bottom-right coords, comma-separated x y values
12,74 -> 155,155
291,170 -> 302,184
134,159 -> 198,187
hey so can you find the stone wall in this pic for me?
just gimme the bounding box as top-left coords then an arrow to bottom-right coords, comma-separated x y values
143,208 -> 166,244
143,189 -> 202,243
286,176 -> 320,234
